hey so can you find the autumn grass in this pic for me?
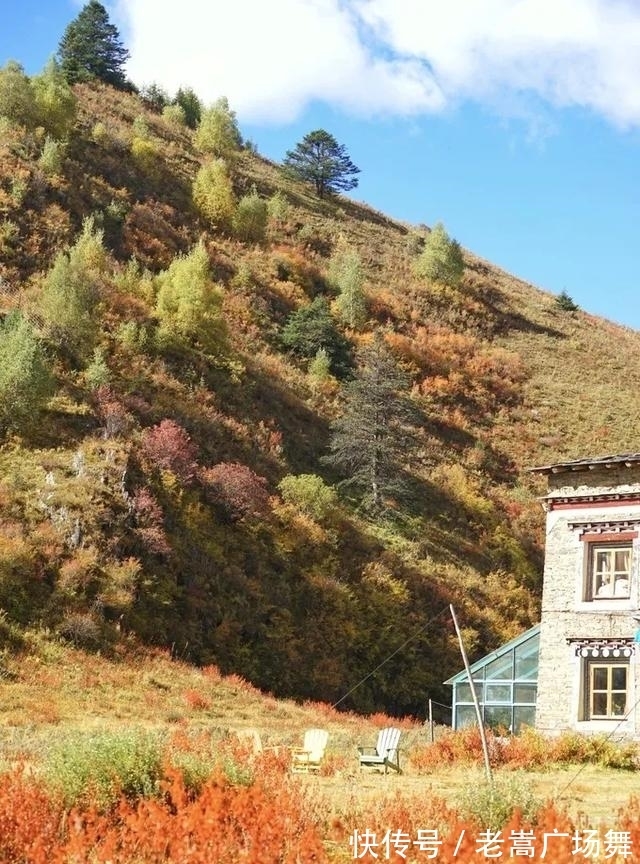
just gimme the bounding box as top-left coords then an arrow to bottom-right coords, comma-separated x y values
0,638 -> 638,834
1,641 -> 640,863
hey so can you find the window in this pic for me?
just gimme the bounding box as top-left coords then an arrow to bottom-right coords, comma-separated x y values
584,662 -> 628,719
587,544 -> 631,600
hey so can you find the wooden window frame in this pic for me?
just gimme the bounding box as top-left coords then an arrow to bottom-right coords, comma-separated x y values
583,541 -> 632,601
583,660 -> 628,720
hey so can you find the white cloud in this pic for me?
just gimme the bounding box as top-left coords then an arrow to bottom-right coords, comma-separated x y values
116,0 -> 640,126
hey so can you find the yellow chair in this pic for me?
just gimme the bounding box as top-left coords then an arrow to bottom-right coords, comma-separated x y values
291,728 -> 329,774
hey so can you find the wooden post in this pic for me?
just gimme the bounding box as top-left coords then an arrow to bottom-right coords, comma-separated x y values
428,698 -> 434,743
450,604 -> 493,784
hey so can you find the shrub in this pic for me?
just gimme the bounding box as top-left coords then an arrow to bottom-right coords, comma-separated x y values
84,347 -> 110,389
329,245 -> 367,329
192,158 -> 236,231
91,120 -> 109,146
201,462 -> 270,520
140,419 -> 199,484
38,135 -> 66,175
0,219 -> 19,255
40,216 -> 107,360
415,221 -> 465,287
193,97 -> 241,158
267,189 -> 290,225
92,384 -> 133,438
43,727 -> 164,808
32,58 -> 77,137
162,102 -> 186,127
9,177 -> 28,206
308,347 -> 332,383
130,486 -> 170,556
57,611 -> 102,650
0,312 -> 55,433
154,241 -> 226,354
0,60 -> 37,128
456,772 -> 542,829
131,135 -> 159,178
116,320 -> 149,352
277,473 -> 337,521
232,186 -> 268,242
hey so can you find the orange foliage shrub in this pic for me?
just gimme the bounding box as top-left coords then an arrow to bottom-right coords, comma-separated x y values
122,202 -> 188,269
387,324 -> 525,415
182,689 -> 211,711
0,768 -> 64,864
411,726 -> 638,773
65,770 -> 326,864
0,762 -> 639,863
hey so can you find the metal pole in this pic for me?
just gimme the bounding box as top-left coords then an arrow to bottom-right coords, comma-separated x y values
449,604 -> 493,783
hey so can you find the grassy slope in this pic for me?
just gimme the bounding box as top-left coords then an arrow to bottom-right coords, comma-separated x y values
2,80 -> 640,720
0,638 -> 635,826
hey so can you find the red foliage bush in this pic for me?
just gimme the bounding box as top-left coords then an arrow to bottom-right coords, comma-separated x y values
183,689 -> 211,711
63,770 -> 327,863
141,419 -> 198,483
130,486 -> 171,556
200,461 -> 270,520
93,385 -> 133,438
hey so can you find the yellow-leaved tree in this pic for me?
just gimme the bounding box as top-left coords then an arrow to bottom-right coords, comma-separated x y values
154,240 -> 227,355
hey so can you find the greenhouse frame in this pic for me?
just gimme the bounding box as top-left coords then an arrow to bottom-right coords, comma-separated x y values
444,624 -> 540,733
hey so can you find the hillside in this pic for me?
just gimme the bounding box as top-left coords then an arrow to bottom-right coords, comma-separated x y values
1,76 -> 640,718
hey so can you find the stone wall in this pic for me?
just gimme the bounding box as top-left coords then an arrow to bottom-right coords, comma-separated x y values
535,466 -> 640,737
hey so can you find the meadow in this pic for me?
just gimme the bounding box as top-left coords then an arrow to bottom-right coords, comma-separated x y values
1,638 -> 640,863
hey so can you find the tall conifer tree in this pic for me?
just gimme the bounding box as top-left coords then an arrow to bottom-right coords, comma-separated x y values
323,337 -> 419,509
57,1 -> 130,89
284,130 -> 360,199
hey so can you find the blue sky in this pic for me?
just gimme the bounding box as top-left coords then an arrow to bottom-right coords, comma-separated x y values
4,0 -> 640,329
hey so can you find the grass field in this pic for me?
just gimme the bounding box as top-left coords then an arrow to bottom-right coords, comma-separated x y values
1,635 -> 639,833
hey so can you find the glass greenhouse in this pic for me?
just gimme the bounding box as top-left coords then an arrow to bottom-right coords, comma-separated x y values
444,624 -> 540,733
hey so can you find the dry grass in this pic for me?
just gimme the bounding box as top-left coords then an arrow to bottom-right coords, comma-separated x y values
0,639 -> 638,829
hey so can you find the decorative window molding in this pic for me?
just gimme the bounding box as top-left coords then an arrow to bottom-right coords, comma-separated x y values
545,493 -> 640,511
567,638 -> 635,658
568,519 -> 640,538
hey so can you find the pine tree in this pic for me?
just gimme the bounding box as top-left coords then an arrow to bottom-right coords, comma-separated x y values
323,337 -> 418,509
174,87 -> 201,129
281,296 -> 351,377
57,1 -> 130,89
284,129 -> 360,199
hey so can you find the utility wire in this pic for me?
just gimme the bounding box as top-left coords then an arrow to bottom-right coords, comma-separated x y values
331,604 -> 451,710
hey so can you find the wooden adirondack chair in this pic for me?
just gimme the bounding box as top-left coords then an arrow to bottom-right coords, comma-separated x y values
358,726 -> 402,774
235,728 -> 264,755
291,728 -> 329,774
